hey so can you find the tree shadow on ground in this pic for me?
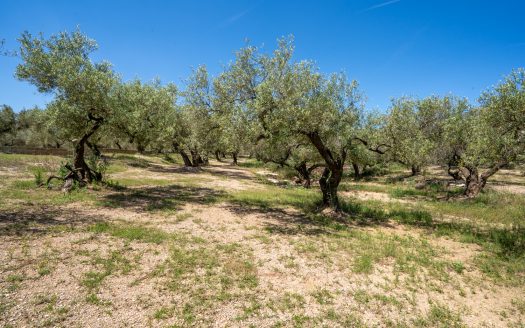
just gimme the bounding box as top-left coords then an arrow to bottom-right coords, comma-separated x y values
223,196 -> 402,237
99,184 -> 226,213
146,164 -> 203,174
204,164 -> 257,181
225,203 -> 329,236
0,206 -> 107,237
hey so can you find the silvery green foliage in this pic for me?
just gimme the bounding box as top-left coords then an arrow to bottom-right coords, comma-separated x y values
385,95 -> 469,172
14,107 -> 64,148
16,29 -> 120,143
252,37 -> 364,164
213,46 -> 261,158
471,69 -> 525,166
0,105 -> 16,145
176,65 -> 220,158
111,79 -> 177,152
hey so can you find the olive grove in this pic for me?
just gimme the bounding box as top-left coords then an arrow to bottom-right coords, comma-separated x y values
7,29 -> 524,205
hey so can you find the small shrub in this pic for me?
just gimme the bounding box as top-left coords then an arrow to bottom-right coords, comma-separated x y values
31,167 -> 46,186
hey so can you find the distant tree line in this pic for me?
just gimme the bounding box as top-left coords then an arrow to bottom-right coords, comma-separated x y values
2,29 -> 523,207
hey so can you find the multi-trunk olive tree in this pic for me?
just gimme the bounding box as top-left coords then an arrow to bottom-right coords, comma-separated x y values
383,97 -> 436,175
451,69 -> 525,197
16,30 -> 120,183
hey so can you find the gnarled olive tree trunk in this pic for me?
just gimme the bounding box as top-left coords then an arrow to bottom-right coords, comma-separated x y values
172,142 -> 193,167
294,162 -> 324,188
73,115 -> 104,183
318,166 -> 343,209
232,152 -> 238,165
411,165 -> 421,176
306,131 -> 345,210
460,161 -> 506,197
215,150 -> 222,162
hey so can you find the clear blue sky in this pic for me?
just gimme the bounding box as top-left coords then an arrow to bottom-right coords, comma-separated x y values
1,0 -> 524,112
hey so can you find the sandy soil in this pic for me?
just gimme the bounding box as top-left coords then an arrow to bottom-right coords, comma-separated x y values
1,160 -> 524,327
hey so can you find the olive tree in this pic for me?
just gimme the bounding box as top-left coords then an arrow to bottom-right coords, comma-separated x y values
16,30 -> 119,182
453,69 -> 525,196
15,107 -> 65,148
254,39 -> 364,209
111,79 -> 177,154
383,97 -> 435,175
214,46 -> 261,165
383,95 -> 469,176
173,65 -> 219,166
0,105 -> 16,146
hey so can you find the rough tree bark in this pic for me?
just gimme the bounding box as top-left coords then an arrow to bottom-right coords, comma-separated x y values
460,161 -> 507,197
352,162 -> 361,180
179,150 -> 193,166
232,152 -> 238,165
306,131 -> 345,210
294,162 -> 311,188
447,153 -> 463,181
294,162 -> 324,188
190,150 -> 204,167
411,165 -> 421,176
86,140 -> 101,157
73,114 -> 104,183
172,142 -> 193,167
136,142 -> 146,154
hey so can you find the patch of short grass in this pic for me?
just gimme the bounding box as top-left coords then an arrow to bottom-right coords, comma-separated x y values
413,303 -> 465,327
295,229 -> 455,284
149,241 -> 259,326
81,250 -> 133,292
88,222 -> 173,244
228,185 -> 320,212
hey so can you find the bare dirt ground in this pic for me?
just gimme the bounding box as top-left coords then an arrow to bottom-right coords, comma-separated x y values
1,156 -> 524,327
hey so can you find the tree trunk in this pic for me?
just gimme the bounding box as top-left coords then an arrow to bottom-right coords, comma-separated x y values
294,162 -> 311,188
190,150 -> 201,167
115,141 -> 122,150
352,162 -> 361,180
172,142 -> 193,167
73,138 -> 91,182
86,140 -> 101,157
461,161 -> 506,197
179,150 -> 193,167
462,166 -> 485,197
447,154 -> 462,180
411,165 -> 421,176
73,116 -> 104,183
137,142 -> 145,154
199,155 -> 208,165
447,165 -> 463,181
215,150 -> 221,162
319,167 -> 343,209
232,152 -> 238,165
305,131 -> 345,210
